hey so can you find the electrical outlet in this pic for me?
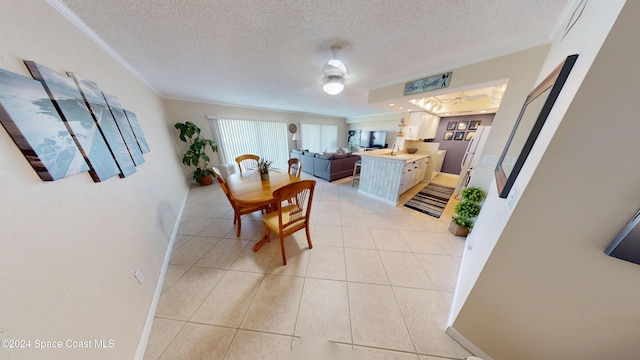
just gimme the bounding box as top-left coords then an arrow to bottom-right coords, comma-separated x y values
134,268 -> 144,284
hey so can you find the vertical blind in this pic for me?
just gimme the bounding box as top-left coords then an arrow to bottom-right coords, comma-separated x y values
299,124 -> 338,153
210,118 -> 289,171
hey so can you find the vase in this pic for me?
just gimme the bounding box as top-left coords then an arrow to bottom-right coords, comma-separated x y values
448,221 -> 469,237
260,172 -> 269,181
198,174 -> 214,186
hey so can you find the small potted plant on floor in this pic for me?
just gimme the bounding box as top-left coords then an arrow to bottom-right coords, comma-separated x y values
257,159 -> 273,180
174,121 -> 218,185
449,186 -> 486,237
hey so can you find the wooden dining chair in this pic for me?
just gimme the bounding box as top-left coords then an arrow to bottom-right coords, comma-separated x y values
213,167 -> 270,237
287,158 -> 302,178
261,179 -> 316,265
235,154 -> 259,174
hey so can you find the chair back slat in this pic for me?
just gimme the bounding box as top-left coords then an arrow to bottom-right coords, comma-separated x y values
272,180 -> 315,229
235,154 -> 260,174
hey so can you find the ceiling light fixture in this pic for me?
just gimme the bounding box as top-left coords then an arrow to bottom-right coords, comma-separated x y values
322,45 -> 347,95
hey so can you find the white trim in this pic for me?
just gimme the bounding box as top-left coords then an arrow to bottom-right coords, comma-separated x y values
133,190 -> 189,359
446,326 -> 494,360
46,0 -> 157,93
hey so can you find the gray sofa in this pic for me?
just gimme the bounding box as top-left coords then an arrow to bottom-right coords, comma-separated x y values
291,150 -> 360,182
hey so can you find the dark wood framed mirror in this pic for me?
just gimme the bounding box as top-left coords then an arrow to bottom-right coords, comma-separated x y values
495,54 -> 579,199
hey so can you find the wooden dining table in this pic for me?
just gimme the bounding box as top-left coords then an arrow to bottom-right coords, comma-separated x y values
225,170 -> 300,251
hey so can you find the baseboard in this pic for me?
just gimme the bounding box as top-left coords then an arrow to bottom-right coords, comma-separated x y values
133,189 -> 189,360
446,326 -> 494,360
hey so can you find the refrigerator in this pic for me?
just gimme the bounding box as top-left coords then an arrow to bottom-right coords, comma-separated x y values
453,125 -> 491,197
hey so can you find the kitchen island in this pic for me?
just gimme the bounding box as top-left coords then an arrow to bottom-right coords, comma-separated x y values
355,148 -> 431,205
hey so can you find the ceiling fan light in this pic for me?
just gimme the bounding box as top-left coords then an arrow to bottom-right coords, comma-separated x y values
323,77 -> 344,95
327,59 -> 346,73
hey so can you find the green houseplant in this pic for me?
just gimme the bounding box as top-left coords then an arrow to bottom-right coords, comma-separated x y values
256,159 -> 273,180
449,186 -> 486,237
174,121 -> 218,185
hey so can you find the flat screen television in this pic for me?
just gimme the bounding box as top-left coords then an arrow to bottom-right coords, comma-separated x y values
360,131 -> 386,148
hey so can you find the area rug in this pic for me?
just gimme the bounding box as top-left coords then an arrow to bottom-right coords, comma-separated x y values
404,183 -> 455,218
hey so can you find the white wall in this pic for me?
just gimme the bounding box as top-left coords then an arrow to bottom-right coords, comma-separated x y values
0,1 -> 186,359
450,1 -> 633,358
163,98 -> 347,176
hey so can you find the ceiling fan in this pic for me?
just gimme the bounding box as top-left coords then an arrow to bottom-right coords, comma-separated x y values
321,45 -> 347,95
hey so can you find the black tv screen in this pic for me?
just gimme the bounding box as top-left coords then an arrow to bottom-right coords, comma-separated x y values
360,131 -> 386,148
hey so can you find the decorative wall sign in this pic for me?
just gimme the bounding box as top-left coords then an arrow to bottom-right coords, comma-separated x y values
124,110 -> 150,154
457,121 -> 469,130
454,131 -> 465,140
0,68 -> 88,180
443,131 -> 454,140
24,61 -> 120,182
469,121 -> 481,130
68,72 -> 137,177
446,121 -> 457,130
102,92 -> 145,166
404,72 -> 451,96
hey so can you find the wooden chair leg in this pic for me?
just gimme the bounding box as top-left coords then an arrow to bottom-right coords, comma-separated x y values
236,215 -> 242,237
280,235 -> 287,265
305,225 -> 313,249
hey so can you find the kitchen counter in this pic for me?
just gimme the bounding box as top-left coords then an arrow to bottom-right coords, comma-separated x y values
355,149 -> 432,205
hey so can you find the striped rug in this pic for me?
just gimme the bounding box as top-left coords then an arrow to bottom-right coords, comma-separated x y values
403,183 -> 455,218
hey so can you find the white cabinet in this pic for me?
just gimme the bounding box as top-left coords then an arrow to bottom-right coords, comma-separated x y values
399,160 -> 420,194
406,112 -> 441,140
415,157 -> 429,183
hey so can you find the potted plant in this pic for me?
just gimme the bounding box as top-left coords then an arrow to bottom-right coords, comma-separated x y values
174,121 -> 218,185
256,159 -> 273,180
449,186 -> 486,237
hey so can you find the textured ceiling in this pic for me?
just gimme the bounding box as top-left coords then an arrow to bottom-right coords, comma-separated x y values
58,0 -> 574,118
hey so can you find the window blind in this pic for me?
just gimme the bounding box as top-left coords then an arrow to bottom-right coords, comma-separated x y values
299,124 -> 338,153
210,118 -> 289,171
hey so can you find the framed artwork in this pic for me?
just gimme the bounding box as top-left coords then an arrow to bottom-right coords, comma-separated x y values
68,72 -> 137,177
24,60 -> 120,182
465,131 -> 476,141
124,110 -> 150,154
446,121 -> 457,130
495,54 -> 578,199
443,131 -> 454,140
457,121 -> 469,130
469,121 -> 481,130
102,92 -> 145,166
0,68 -> 88,181
454,131 -> 465,140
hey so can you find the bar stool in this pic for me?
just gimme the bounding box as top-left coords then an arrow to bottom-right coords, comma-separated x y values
351,160 -> 362,187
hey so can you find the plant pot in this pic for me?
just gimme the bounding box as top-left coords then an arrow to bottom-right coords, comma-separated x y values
260,172 -> 269,181
198,174 -> 214,186
449,220 -> 469,237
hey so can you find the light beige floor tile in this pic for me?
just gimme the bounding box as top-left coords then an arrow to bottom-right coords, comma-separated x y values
348,282 -> 414,352
342,227 -> 376,249
195,239 -> 250,269
440,291 -> 454,310
315,199 -> 341,212
390,214 -> 429,231
190,270 -> 263,327
306,246 -> 346,281
197,218 -> 235,238
295,278 -> 351,343
344,248 -> 389,285
353,346 -> 419,359
224,330 -> 293,360
267,241 -> 310,277
312,225 -> 344,247
155,267 -> 225,320
177,216 -> 215,236
230,237 -> 278,273
169,236 -> 220,266
291,336 -> 354,358
393,287 -> 470,358
379,251 -> 436,289
240,274 -> 305,335
172,235 -> 193,251
430,232 -> 466,256
415,254 -> 460,292
182,201 -> 230,218
315,210 -> 343,226
158,323 -> 235,360
143,318 -> 185,360
370,228 -> 412,252
341,212 -> 369,228
363,213 -> 397,229
222,218 -> 264,240
399,230 -> 447,255
161,264 -> 190,293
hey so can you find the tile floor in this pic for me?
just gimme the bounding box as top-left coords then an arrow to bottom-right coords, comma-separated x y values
143,172 -> 470,360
